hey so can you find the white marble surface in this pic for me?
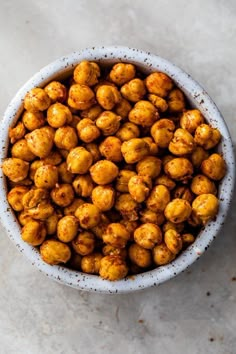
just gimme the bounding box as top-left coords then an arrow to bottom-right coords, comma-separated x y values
0,1 -> 236,353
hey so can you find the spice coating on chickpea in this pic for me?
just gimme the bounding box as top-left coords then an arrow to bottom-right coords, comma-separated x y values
75,203 -> 101,229
146,185 -> 170,212
115,98 -> 132,119
155,174 -> 176,191
99,136 -> 123,162
74,61 -> 100,86
92,185 -> 116,211
72,174 -> 94,198
102,245 -> 127,259
153,243 -> 175,265
90,160 -> 119,185
148,94 -> 168,112
81,104 -> 103,121
7,186 -> 29,211
47,103 -> 72,128
96,111 -> 121,136
96,85 -> 121,110
128,175 -> 152,203
109,63 -> 136,85
77,118 -> 100,143
81,253 -> 103,274
121,138 -> 150,164
67,147 -> 93,174
128,100 -> 159,127
128,243 -> 152,268
145,72 -> 173,97
192,194 -> 219,225
121,78 -> 146,102
140,209 -> 165,226
164,198 -> 192,223
64,198 -> 85,216
116,122 -> 140,142
2,158 -> 29,182
191,175 -> 217,195
9,122 -> 26,144
72,231 -> 95,256
99,255 -> 128,281
194,124 -> 221,150
58,162 -> 74,183
115,193 -> 139,221
180,109 -> 204,133
54,126 -> 78,150
24,88 -> 51,112
134,223 -> 162,249
191,146 -> 209,169
142,137 -> 159,156
164,157 -> 193,183
40,239 -> 71,265
11,139 -> 36,162
25,126 -> 54,158
115,169 -> 136,193
167,88 -> 185,113
103,223 -> 130,248
136,156 -> 162,179
68,84 -> 95,110
84,143 -> 101,162
45,212 -> 58,235
169,128 -> 196,155
57,216 -> 79,243
50,184 -> 74,207
44,81 -> 67,103
22,111 -> 45,131
151,119 -> 175,148
201,153 -> 226,181
164,229 -> 183,255
34,164 -> 58,189
21,220 -> 46,246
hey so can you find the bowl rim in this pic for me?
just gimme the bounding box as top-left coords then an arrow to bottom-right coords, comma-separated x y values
0,46 -> 235,294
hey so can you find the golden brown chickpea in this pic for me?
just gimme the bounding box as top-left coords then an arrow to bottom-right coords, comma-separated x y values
164,157 -> 193,182
109,63 -> 136,85
84,143 -> 101,162
167,88 -> 185,113
114,98 -> 132,119
99,255 -> 128,280
136,156 -> 162,179
169,128 -> 196,155
103,223 -> 130,248
68,252 -> 82,270
42,151 -> 62,166
29,160 -> 45,180
67,147 -> 93,174
155,174 -> 176,190
34,164 -> 58,189
47,103 -> 72,128
102,245 -> 127,259
22,188 -> 49,209
73,174 -> 94,197
90,160 -> 119,185
81,252 -> 103,274
180,109 -> 204,133
164,229 -> 183,255
2,158 -> 29,182
9,122 -> 26,144
68,84 -> 95,110
192,194 -> 219,225
128,243 -> 152,268
45,212 -> 58,235
40,239 -> 71,265
134,223 -> 162,250
121,78 -> 146,102
24,88 -> 51,112
140,209 -> 165,226
27,201 -> 54,220
164,198 -> 192,223
182,233 -> 195,246
76,118 -> 100,143
120,220 -> 139,240
57,216 -> 79,242
146,185 -> 170,212
18,210 -> 33,226
9,178 -> 33,188
191,146 -> 209,169
145,72 -> 173,97
25,126 -> 54,158
151,119 -> 175,148
51,184 -> 74,207
173,186 -> 194,204
57,162 -> 74,184
116,122 -> 140,142
94,80 -> 116,93
44,81 -> 67,103
92,185 -> 116,211
194,124 -> 221,150
73,61 -> 100,86
115,169 -> 136,193
11,139 -> 35,162
7,186 -> 29,211
153,243 -> 175,265
64,198 -> 85,216
162,221 -> 185,233
54,126 -> 78,150
148,94 -> 168,112
115,193 -> 139,221
99,136 -> 123,162
121,138 -> 150,164
191,175 -> 217,195
72,231 -> 95,255
162,154 -> 175,166
22,111 -> 45,131
21,220 -> 46,246
201,153 -> 226,181
75,203 -> 101,229
91,214 -> 110,239
96,111 -> 121,136
68,115 -> 81,129
128,100 -> 159,127
81,104 -> 103,120
96,85 -> 121,110
128,175 -> 152,203
142,137 -> 159,156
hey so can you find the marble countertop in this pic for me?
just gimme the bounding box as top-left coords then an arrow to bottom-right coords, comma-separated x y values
0,1 -> 236,353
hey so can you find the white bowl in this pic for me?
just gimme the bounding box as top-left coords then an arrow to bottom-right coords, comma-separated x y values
0,46 -> 235,294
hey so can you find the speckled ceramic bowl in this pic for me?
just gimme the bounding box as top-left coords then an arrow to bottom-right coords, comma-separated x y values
0,46 -> 234,293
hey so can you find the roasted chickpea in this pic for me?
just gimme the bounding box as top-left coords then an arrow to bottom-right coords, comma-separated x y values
44,81 -> 67,103
81,104 -> 103,120
136,156 -> 162,179
102,245 -> 127,259
192,194 -> 219,225
92,185 -> 116,211
7,186 -> 29,211
21,220 -> 46,246
11,139 -> 35,162
182,233 -> 195,246
164,229 -> 183,254
68,115 -> 81,129
40,239 -> 71,265
57,216 -> 79,242
34,164 -> 58,189
27,201 -> 54,220
164,198 -> 192,223
96,111 -> 121,135
120,220 -> 139,240
128,100 -> 159,127
128,175 -> 152,203
9,121 -> 26,144
180,109 -> 204,133
134,223 -> 162,250
173,186 -> 194,204
148,94 -> 168,112
115,169 -> 136,193
164,157 -> 193,182
81,253 -> 103,274
191,175 -> 217,195
99,255 -> 128,280
24,88 -> 51,112
41,151 -> 62,166
94,80 -> 116,92
29,161 -> 44,180
151,119 -> 175,148
142,137 -> 159,155
57,162 -> 74,183
25,126 -> 54,158
72,175 -> 94,197
99,136 -> 123,162
54,126 -> 78,150
2,158 -> 29,182
103,223 -> 130,248
64,198 -> 85,216
114,98 -> 132,119
162,221 -> 185,233
22,111 -> 45,131
194,124 -> 221,150
76,118 -> 100,143
72,231 -> 95,255
121,78 -> 146,102
128,243 -> 152,268
155,174 -> 176,190
153,243 -> 175,265
96,85 -> 121,110
75,203 -> 101,229
115,193 -> 139,221
145,72 -> 173,97
91,214 -> 110,239
191,146 -> 209,169
47,103 -> 72,128
146,185 -> 170,212
68,84 -> 95,110
9,178 -> 33,188
18,210 -> 33,226
116,122 -> 140,142
22,188 -> 49,209
45,212 -> 59,235
51,184 -> 74,207
84,143 -> 101,162
58,149 -> 69,159
109,63 -> 136,85
140,209 -> 165,225
67,147 -> 93,174
90,160 -> 119,185
167,88 -> 185,113
73,61 -> 100,86
121,138 -> 150,164
169,128 -> 196,155
201,153 -> 226,181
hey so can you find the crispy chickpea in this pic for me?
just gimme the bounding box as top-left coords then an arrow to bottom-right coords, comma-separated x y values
92,185 -> 116,211
73,175 -> 94,197
192,194 -> 219,225
73,61 -> 100,86
9,121 -> 26,144
91,214 -> 110,239
173,186 -> 194,204
22,111 -> 45,131
116,122 -> 140,142
146,185 -> 170,212
64,198 -> 85,216
72,231 -> 95,255
121,78 -> 146,102
148,94 -> 168,112
164,229 -> 183,254
84,143 -> 101,162
142,137 -> 158,155
41,151 -> 62,166
96,85 -> 121,110
90,160 -> 119,185
40,239 -> 71,265
54,126 -> 78,150
51,184 -> 74,207
24,87 -> 51,112
114,98 -> 132,119
57,216 -> 79,242
136,156 -> 162,179
164,157 -> 193,182
180,109 -> 204,133
2,158 -> 29,182
164,198 -> 192,223
22,188 -> 49,209
76,118 -> 100,143
7,186 -> 29,211
201,153 -> 226,181
145,72 -> 173,97
18,210 -> 33,226
109,63 -> 136,85
162,221 -> 185,233
25,126 -> 54,158
151,119 -> 175,148
115,169 -> 136,192
191,175 -> 217,195
58,162 -> 73,183
103,223 -> 130,248
29,160 -> 45,180
182,233 -> 195,246
11,139 -> 35,162
34,164 -> 58,189
153,243 -> 175,265
121,138 -> 150,164
128,100 -> 159,127
128,243 -> 152,268
194,124 -> 221,150
69,115 -> 81,129
155,175 -> 176,190
81,104 -> 103,120
81,253 -> 103,274
96,111 -> 121,135
67,147 -> 93,174
27,201 -> 54,220
21,220 -> 46,246
99,136 -> 123,162
99,255 -> 128,280
9,178 -> 33,188
167,88 -> 185,113
68,84 -> 95,110
47,103 -> 72,128
75,203 -> 101,229
120,220 -> 139,240
134,223 -> 162,250
115,193 -> 139,221
45,212 -> 58,235
128,175 -> 152,203
162,154 -> 175,166
140,209 -> 165,225
94,80 -> 116,92
44,81 -> 67,103
102,245 -> 127,259
191,146 -> 209,169
169,128 -> 196,155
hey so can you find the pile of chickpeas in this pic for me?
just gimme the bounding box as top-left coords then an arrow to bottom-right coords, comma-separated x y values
2,60 -> 226,281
